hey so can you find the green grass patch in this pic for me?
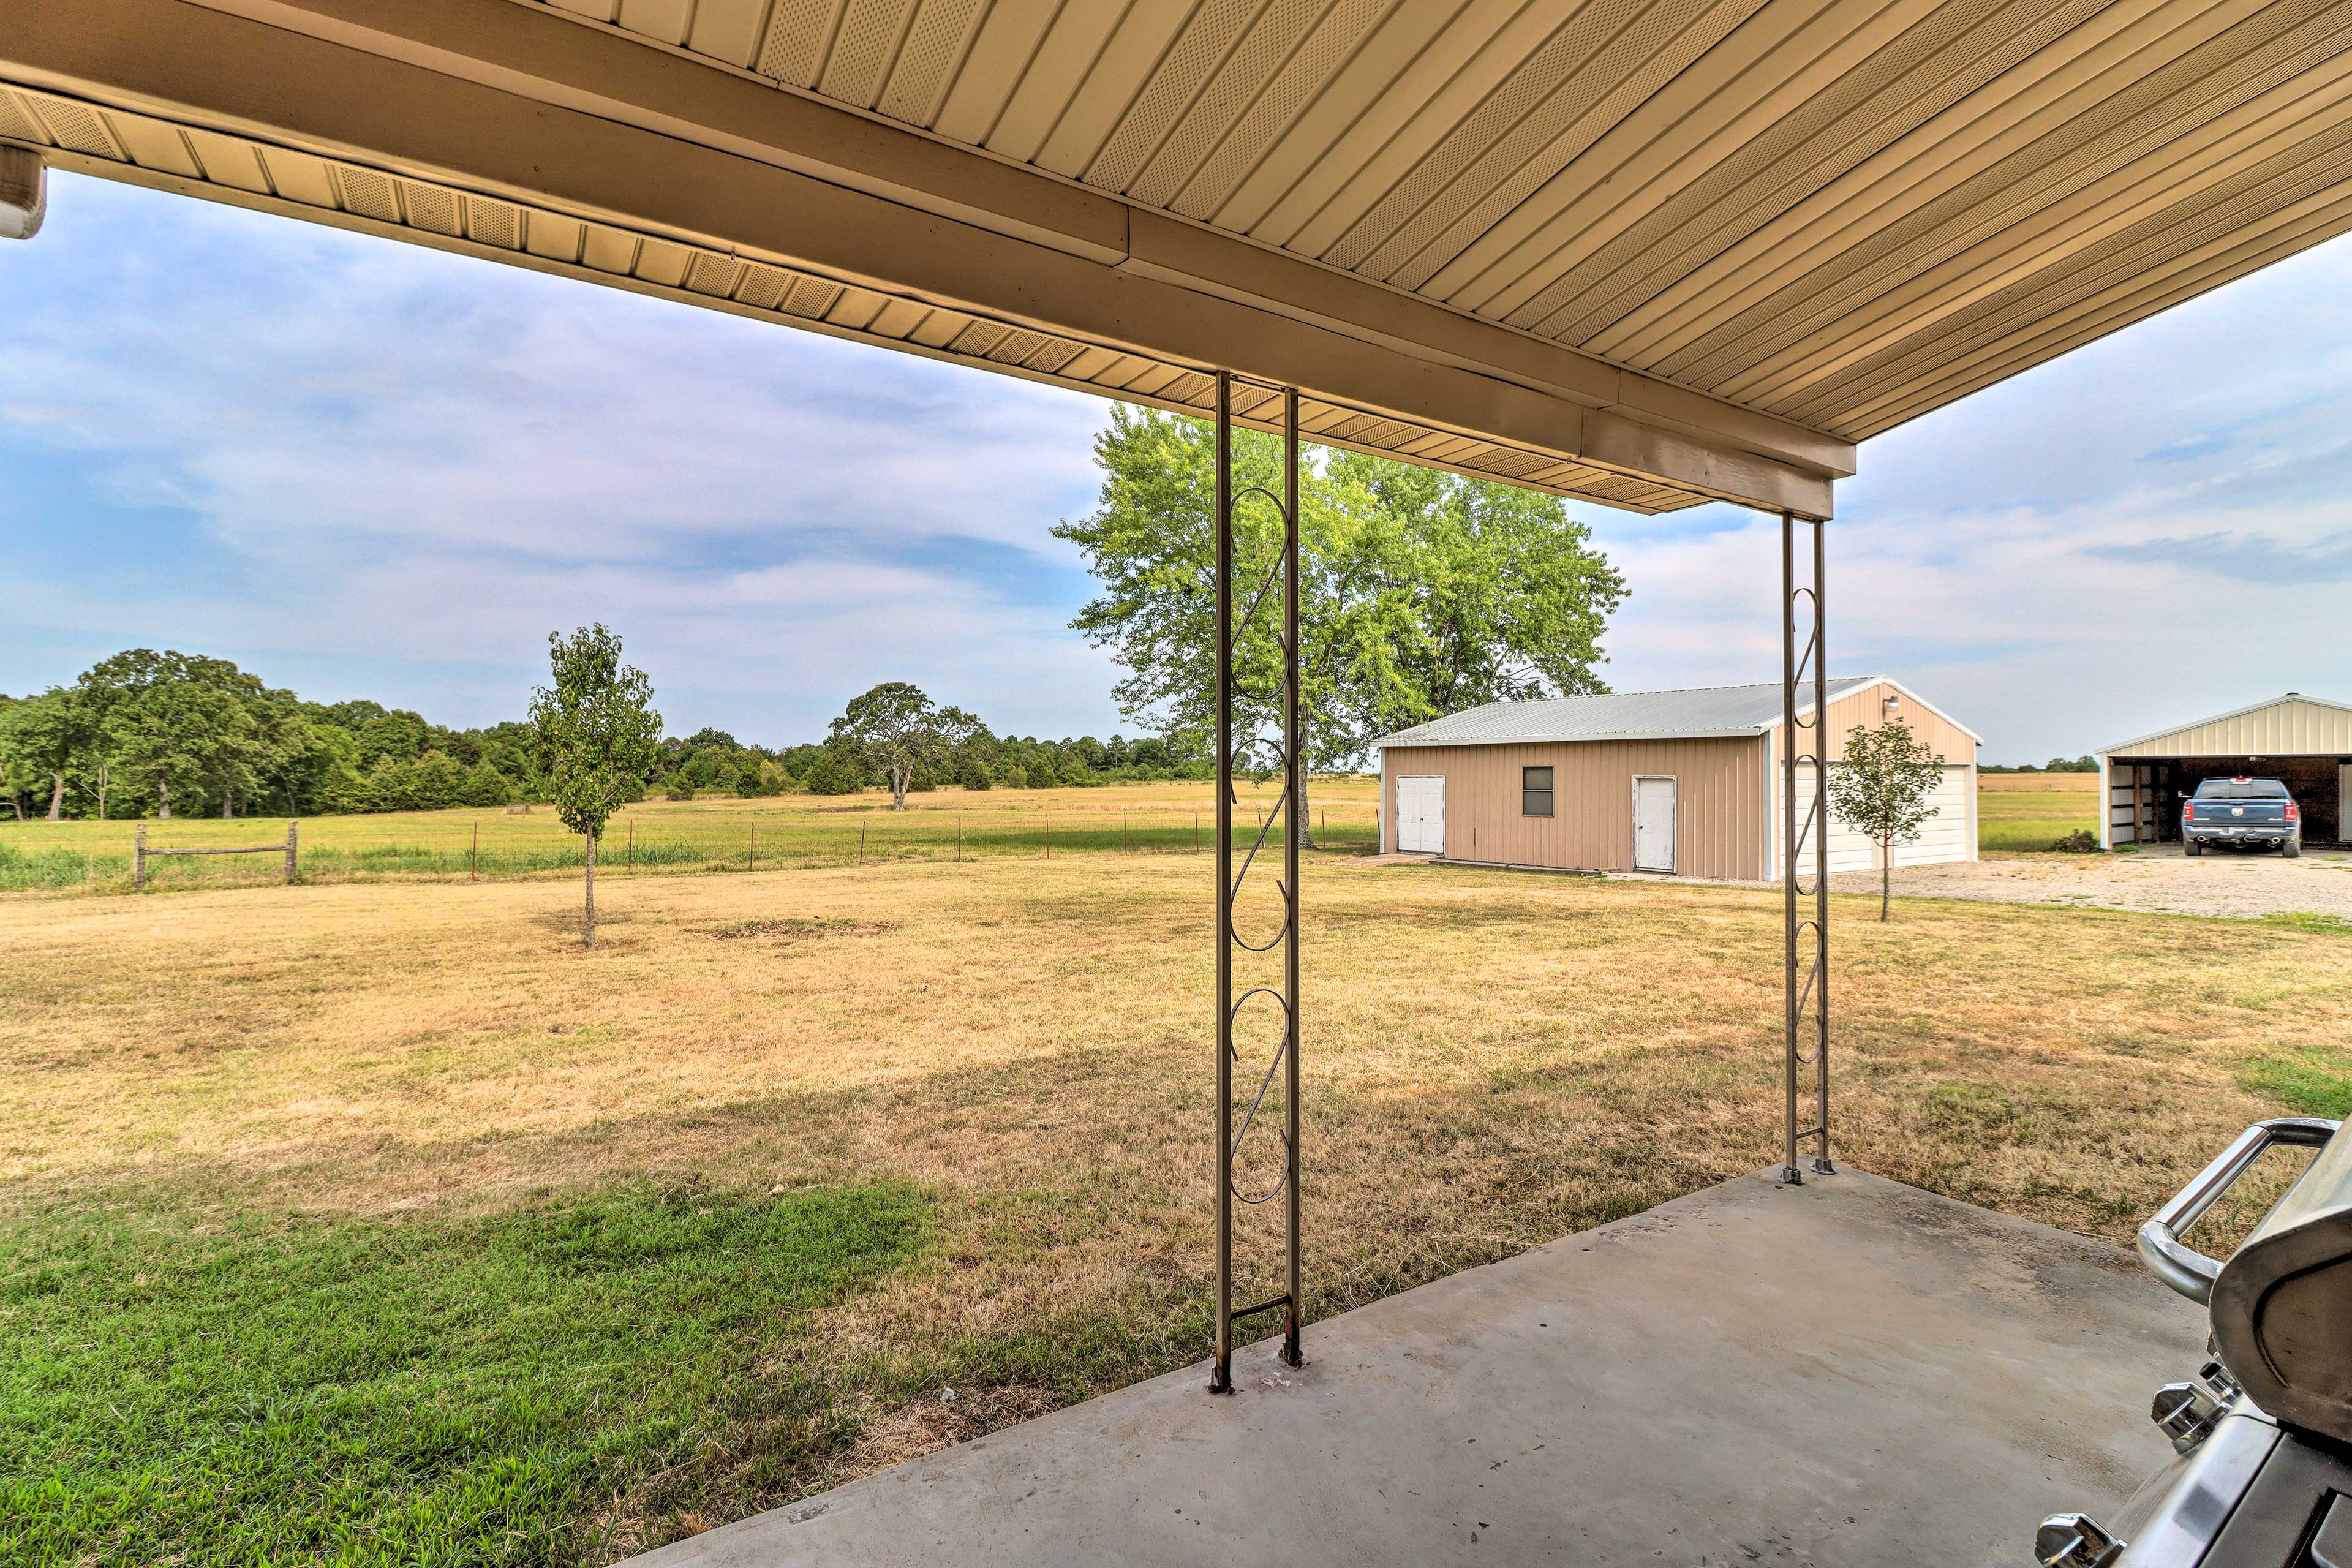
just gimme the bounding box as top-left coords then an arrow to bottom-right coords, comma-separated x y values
0,1182 -> 931,1566
1919,1080 -> 2025,1131
0,840 -> 119,892
2263,911 -> 2352,934
2241,1049 -> 2352,1119
703,918 -> 889,941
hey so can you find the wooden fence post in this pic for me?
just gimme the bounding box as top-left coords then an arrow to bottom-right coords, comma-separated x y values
285,820 -> 298,884
749,823 -> 756,869
957,814 -> 963,862
135,823 -> 146,889
1194,809 -> 1199,853
1044,812 -> 1050,859
859,818 -> 866,865
627,816 -> 634,870
1123,811 -> 1129,853
471,821 -> 479,880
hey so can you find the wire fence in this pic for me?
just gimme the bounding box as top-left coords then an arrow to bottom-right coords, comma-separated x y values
0,801 -> 1382,894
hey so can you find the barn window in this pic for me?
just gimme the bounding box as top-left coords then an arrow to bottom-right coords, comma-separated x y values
1522,766 -> 1554,816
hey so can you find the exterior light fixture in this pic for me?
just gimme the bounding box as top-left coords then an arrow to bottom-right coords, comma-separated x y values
1883,692 -> 1902,714
1,146 -> 46,241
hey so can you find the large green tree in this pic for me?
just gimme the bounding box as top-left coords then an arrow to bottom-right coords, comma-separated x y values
827,682 -> 982,810
1054,409 -> 1627,823
529,625 -> 662,948
0,687 -> 92,820
78,650 -> 291,820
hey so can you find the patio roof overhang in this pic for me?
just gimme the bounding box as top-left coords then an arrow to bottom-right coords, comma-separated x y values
10,2 -> 2350,524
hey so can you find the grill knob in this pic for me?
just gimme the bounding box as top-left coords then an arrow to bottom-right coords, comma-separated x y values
2036,1513 -> 2125,1567
2152,1379 -> 2223,1452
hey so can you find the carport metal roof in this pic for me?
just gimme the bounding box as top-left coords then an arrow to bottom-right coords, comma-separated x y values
2103,692 -> 2352,757
9,1 -> 2352,521
1371,676 -> 1886,747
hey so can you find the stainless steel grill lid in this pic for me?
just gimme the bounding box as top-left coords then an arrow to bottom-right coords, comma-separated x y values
2212,1121 -> 2352,1445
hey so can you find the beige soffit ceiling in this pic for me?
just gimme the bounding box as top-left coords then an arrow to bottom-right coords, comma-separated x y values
8,2 -> 2352,521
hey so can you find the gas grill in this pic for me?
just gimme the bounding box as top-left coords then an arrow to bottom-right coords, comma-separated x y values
2040,1116 -> 2352,1565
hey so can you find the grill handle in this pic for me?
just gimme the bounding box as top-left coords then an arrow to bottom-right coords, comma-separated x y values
2138,1117 -> 2340,1303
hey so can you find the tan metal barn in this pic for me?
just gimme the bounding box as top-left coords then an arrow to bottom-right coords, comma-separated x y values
2100,693 -> 2352,850
1376,677 -> 1978,879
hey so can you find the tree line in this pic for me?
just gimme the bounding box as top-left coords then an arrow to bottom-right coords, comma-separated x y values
1980,756 -> 2098,774
0,651 -> 1207,823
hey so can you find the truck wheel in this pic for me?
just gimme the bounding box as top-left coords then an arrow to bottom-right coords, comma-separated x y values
2285,836 -> 2302,859
2185,839 -> 2202,857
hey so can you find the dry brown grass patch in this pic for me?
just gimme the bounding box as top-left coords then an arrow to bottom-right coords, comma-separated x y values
6,853 -> 2349,1538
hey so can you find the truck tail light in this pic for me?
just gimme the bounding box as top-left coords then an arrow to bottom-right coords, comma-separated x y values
2287,801 -> 2299,823
2184,804 -> 2195,822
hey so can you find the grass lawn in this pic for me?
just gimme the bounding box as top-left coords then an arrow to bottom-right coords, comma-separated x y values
1978,772 -> 2101,851
0,778 -> 1379,894
8,842 -> 2348,1563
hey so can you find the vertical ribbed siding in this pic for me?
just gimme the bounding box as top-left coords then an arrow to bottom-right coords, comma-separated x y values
1381,737 -> 1769,880
2108,698 -> 2352,759
1770,680 -> 1977,765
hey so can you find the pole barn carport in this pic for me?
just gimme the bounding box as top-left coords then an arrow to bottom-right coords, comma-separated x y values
2100,693 -> 2352,850
13,1 -> 2352,1555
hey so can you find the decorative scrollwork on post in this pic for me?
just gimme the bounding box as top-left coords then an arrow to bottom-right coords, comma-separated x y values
1782,510 -> 1833,1185
1212,371 -> 1303,1392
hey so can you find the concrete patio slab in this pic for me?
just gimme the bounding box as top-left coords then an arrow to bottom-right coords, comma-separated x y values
634,1169 -> 2204,1567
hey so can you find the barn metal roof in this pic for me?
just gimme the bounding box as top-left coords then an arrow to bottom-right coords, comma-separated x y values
1373,677 -> 1883,748
9,4 -> 2352,521
2102,692 -> 2352,758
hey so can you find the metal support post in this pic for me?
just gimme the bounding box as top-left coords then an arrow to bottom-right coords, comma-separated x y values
1781,510 -> 1834,1183
1211,371 -> 1304,1391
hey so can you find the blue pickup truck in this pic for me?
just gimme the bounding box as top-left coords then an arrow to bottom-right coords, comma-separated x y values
2182,775 -> 2302,857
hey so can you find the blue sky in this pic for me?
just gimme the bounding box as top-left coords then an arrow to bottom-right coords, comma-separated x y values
4,172 -> 2348,763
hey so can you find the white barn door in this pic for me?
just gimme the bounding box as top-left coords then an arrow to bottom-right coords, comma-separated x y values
1396,775 -> 1445,854
1785,763 -> 1875,873
1891,766 -> 1972,865
1783,761 -> 1971,870
1632,775 -> 1678,872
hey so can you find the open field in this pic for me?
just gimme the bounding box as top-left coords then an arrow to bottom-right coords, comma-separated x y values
6,853 -> 2350,1564
1978,771 -> 2100,851
4,774 -> 2115,896
0,778 -> 1381,894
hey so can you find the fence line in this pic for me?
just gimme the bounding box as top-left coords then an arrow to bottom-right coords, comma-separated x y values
134,820 -> 298,889
4,803 -> 1382,895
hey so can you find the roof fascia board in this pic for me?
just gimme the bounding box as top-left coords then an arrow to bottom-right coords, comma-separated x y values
11,0 -> 1847,508
2100,692 -> 2352,753
1374,674 -> 1982,749
1376,728 -> 1772,747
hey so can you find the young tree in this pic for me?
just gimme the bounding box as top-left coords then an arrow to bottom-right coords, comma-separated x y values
530,624 -> 662,949
827,683 -> 981,810
1054,408 -> 1626,837
1824,722 -> 1947,923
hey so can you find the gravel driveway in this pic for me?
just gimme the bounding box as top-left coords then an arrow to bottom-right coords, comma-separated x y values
1830,843 -> 2352,921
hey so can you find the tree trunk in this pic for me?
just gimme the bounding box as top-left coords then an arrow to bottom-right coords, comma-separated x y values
892,757 -> 909,811
221,791 -> 234,819
46,772 -> 64,821
1297,772 -> 1317,850
158,782 -> 172,820
1880,832 -> 1892,922
584,829 -> 597,949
